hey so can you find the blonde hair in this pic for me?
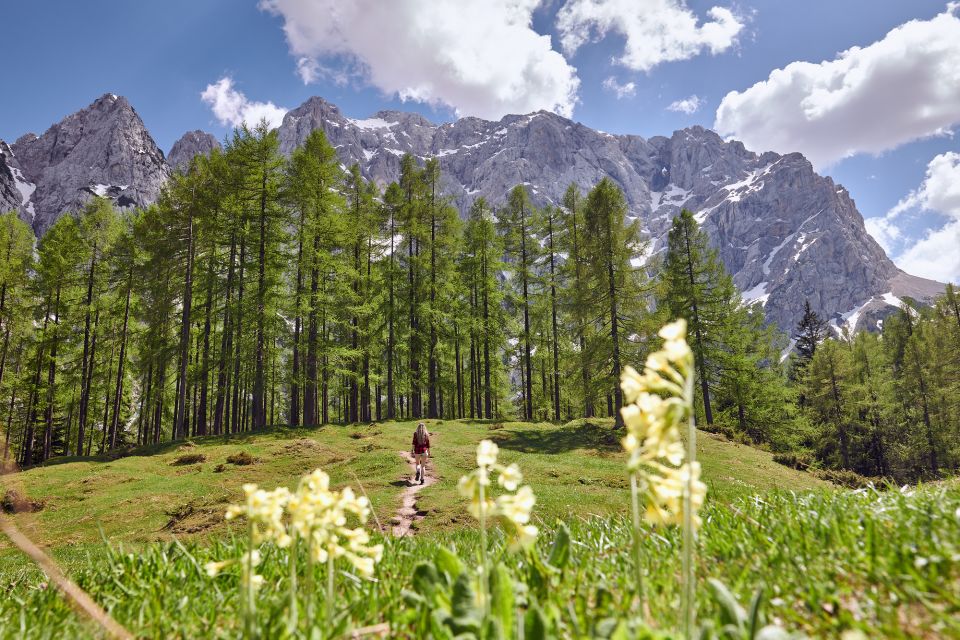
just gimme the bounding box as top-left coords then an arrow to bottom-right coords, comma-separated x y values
414,422 -> 428,446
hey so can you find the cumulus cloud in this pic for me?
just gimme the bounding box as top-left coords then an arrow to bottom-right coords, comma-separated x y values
602,76 -> 636,99
200,77 -> 288,129
715,5 -> 960,168
259,0 -> 579,120
867,152 -> 960,283
667,95 -> 702,114
556,0 -> 743,72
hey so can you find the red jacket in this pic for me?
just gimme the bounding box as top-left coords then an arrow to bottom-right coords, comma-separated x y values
412,432 -> 430,454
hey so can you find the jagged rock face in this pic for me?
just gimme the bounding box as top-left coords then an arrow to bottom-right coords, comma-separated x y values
167,130 -> 221,172
9,93 -> 942,333
10,94 -> 169,235
0,141 -> 37,226
275,104 -> 940,333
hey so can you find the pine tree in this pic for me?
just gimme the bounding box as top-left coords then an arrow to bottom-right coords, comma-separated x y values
658,209 -> 734,426
498,186 -> 539,420
581,178 -> 644,428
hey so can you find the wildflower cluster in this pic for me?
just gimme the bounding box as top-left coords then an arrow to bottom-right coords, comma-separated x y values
205,469 -> 382,586
287,469 -> 383,577
620,319 -> 707,529
458,440 -> 537,550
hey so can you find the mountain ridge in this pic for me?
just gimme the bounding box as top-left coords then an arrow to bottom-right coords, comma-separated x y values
0,93 -> 944,334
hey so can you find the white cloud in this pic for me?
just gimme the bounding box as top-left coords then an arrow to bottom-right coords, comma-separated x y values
868,151 -> 960,283
602,76 -> 636,99
259,0 -> 580,120
200,77 -> 288,129
715,5 -> 960,168
667,95 -> 702,114
556,0 -> 743,72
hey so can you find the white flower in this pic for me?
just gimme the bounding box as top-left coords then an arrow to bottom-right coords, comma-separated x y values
498,464 -> 523,491
204,560 -> 230,577
476,440 -> 499,468
658,318 -> 687,342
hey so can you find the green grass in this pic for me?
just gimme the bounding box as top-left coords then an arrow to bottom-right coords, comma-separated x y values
3,420 -> 956,638
0,419 -> 827,554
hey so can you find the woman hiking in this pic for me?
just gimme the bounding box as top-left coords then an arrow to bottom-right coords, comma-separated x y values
411,422 -> 431,485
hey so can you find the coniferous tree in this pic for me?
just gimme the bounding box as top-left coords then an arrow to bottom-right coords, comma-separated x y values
581,178 -> 645,428
657,209 -> 732,426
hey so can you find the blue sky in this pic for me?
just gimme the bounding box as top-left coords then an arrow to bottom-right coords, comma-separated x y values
3,1 -> 958,282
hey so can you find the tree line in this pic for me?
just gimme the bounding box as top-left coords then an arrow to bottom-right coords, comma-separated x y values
0,122 -> 953,483
791,291 -> 960,482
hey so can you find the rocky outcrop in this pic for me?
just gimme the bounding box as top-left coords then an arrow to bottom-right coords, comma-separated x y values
10,94 -> 169,235
9,93 -> 944,333
0,141 -> 36,226
274,106 -> 937,333
167,130 -> 220,172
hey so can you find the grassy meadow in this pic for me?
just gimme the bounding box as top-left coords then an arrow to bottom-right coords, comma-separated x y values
0,420 -> 957,639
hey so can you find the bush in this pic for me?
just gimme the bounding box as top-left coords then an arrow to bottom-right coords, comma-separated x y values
773,453 -> 811,471
226,452 -> 257,466
811,467 -> 874,488
172,453 -> 206,465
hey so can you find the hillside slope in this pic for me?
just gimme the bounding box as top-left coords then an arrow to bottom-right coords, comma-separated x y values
1,419 -> 828,550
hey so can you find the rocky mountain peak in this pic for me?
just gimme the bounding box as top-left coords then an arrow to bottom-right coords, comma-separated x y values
1,93 -> 944,335
167,130 -> 221,172
9,93 -> 169,234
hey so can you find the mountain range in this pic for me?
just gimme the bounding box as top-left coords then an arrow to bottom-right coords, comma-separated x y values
0,93 -> 943,335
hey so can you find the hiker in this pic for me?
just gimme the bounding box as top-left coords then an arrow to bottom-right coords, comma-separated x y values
411,422 -> 431,485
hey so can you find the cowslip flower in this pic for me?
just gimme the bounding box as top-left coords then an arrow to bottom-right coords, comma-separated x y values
226,483 -> 291,545
619,318 -> 704,531
289,469 -> 383,577
459,440 -> 538,551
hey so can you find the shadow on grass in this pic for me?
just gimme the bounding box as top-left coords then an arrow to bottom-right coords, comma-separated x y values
28,423 -> 336,468
491,421 -> 622,455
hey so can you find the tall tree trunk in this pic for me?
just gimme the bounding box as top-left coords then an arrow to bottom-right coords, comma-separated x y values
253,171 -> 269,430
109,268 -> 133,449
174,214 -> 196,439
42,284 -> 62,461
605,212 -> 624,428
547,211 -> 561,421
214,231 -> 237,435
305,232 -> 320,426
682,221 -> 713,425
386,207 -> 396,420
290,212 -> 305,426
519,203 -> 533,421
231,232 -> 247,433
2,341 -> 24,461
197,248 -> 215,437
77,241 -> 99,456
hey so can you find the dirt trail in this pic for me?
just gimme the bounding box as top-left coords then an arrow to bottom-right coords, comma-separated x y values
391,451 -> 437,537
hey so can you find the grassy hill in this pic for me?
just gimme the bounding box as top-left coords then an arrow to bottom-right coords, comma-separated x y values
1,418 -> 827,551
1,420 -> 958,638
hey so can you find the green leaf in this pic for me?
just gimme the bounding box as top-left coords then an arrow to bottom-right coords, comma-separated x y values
708,578 -> 748,629
436,546 -> 465,582
489,563 -> 515,637
524,605 -> 548,640
412,561 -> 442,597
747,585 -> 765,638
547,522 -> 571,570
451,572 -> 481,624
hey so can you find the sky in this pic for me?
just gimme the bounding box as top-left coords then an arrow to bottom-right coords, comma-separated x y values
2,0 -> 958,283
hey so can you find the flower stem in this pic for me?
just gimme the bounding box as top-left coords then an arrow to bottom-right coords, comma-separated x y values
288,529 -> 298,635
478,473 -> 489,627
305,533 -> 314,633
682,372 -> 697,638
326,553 -> 335,630
245,522 -> 255,640
630,472 -> 645,615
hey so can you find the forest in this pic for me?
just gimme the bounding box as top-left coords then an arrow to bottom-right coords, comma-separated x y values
0,123 -> 957,483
